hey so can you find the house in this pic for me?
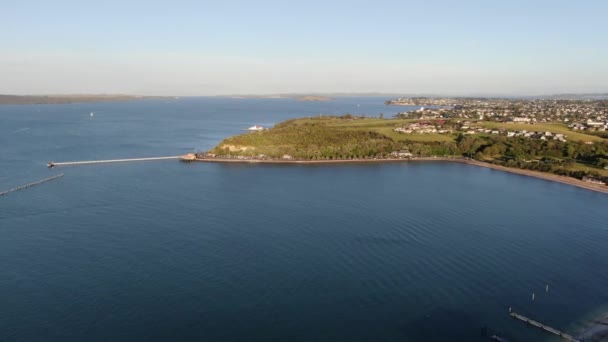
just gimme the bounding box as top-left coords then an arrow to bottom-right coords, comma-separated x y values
247,125 -> 265,131
391,150 -> 413,158
586,120 -> 604,127
582,176 -> 606,185
554,134 -> 566,142
394,127 -> 410,133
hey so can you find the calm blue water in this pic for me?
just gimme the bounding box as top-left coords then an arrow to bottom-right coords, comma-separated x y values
1,97 -> 608,341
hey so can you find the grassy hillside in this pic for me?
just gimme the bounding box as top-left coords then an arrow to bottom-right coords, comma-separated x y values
211,119 -> 402,159
477,122 -> 603,143
206,115 -> 608,183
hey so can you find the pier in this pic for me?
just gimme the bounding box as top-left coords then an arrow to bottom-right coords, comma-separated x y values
0,174 -> 64,196
510,312 -> 579,342
48,156 -> 180,168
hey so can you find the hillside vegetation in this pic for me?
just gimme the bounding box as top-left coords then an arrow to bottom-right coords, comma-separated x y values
211,119 -> 401,159
207,115 -> 608,182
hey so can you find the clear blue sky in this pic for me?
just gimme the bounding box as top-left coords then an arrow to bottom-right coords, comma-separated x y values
2,0 -> 607,95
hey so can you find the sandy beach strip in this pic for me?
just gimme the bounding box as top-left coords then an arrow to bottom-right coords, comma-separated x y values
195,157 -> 608,194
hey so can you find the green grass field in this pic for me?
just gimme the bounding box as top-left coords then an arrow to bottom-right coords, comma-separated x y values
370,127 -> 455,142
478,122 -> 604,143
327,118 -> 415,128
564,162 -> 608,177
280,117 -> 453,143
285,118 -> 605,143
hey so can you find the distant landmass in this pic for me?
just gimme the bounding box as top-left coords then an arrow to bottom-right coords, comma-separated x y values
0,94 -> 166,105
224,94 -> 333,101
220,92 -> 608,101
3,92 -> 606,105
223,92 -> 422,100
294,95 -> 332,101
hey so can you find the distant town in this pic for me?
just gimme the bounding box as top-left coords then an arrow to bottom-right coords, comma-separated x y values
387,97 -> 608,133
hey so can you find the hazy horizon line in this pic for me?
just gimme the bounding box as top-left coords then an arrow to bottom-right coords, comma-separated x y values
2,91 -> 608,98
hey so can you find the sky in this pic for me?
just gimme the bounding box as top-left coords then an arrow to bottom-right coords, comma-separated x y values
1,0 -> 607,96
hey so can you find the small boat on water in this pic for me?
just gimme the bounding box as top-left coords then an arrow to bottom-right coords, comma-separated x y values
90,112 -> 94,117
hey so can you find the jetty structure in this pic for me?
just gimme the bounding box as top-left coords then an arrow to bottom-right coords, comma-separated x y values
179,153 -> 196,161
0,174 -> 64,196
47,155 -> 185,168
509,310 -> 580,342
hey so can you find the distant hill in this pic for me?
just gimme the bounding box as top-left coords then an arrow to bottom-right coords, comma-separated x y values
222,93 -> 401,99
0,94 -> 165,105
294,95 -> 333,101
537,93 -> 608,100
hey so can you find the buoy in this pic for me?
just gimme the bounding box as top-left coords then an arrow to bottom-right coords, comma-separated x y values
546,284 -> 549,293
532,293 -> 535,301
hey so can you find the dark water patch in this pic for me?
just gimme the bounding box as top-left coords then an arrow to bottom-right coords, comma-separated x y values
402,309 -> 488,341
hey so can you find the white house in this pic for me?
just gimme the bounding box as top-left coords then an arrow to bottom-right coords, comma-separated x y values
391,150 -> 413,158
248,125 -> 265,131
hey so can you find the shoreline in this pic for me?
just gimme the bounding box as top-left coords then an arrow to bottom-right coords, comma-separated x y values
195,157 -> 608,194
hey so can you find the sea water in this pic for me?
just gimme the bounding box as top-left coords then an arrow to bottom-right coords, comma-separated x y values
1,97 -> 608,341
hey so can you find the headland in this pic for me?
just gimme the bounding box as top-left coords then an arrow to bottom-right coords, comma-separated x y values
199,105 -> 608,194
